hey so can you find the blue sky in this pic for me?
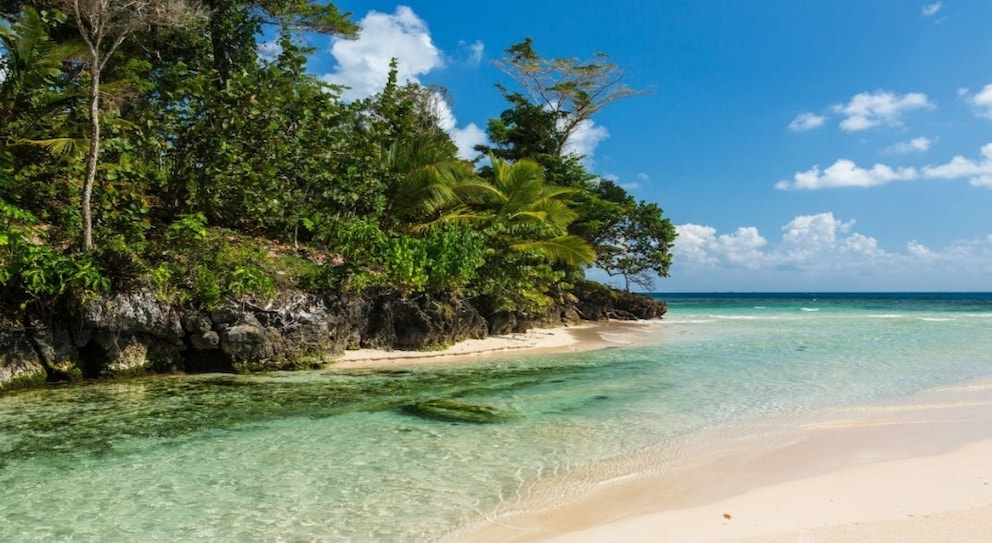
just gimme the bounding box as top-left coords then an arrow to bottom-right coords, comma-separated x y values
308,1 -> 992,292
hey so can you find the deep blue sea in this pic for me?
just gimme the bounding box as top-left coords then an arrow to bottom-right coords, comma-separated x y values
1,293 -> 990,541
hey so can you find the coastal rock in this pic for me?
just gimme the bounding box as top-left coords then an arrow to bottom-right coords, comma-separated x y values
0,281 -> 668,390
360,290 -> 487,350
0,328 -> 47,390
215,291 -> 343,372
572,280 -> 667,320
28,319 -> 82,380
76,291 -> 185,345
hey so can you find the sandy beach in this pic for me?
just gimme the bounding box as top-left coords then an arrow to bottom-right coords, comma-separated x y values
333,320 -> 658,369
447,377 -> 992,543
334,319 -> 992,542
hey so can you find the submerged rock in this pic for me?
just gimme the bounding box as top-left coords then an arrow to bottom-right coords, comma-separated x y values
399,399 -> 519,424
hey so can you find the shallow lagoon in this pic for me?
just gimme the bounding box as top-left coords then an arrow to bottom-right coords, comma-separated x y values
2,293 -> 991,541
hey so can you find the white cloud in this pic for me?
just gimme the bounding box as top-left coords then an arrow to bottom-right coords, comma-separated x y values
781,213 -> 854,249
674,213 -> 884,273
562,118 -> 609,163
433,95 -> 488,160
885,136 -> 934,154
717,227 -> 769,267
922,143 -> 992,187
971,83 -> 992,119
780,142 -> 992,191
669,212 -> 992,290
922,2 -> 942,17
674,225 -> 768,269
458,40 -> 485,66
788,112 -> 826,132
449,124 -> 487,160
832,90 -> 934,131
322,6 -> 443,101
776,159 -> 918,190
673,224 -> 721,265
320,6 -> 486,160
907,240 -> 936,259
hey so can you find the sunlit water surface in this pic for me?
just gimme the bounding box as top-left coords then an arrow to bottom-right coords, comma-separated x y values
2,293 -> 991,541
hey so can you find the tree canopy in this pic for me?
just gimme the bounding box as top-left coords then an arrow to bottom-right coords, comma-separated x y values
0,8 -> 676,319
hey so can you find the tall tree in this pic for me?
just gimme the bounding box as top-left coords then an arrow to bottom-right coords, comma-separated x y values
588,180 -> 676,291
51,0 -> 204,250
203,0 -> 357,85
451,156 -> 596,313
493,37 -> 647,157
484,38 -> 676,290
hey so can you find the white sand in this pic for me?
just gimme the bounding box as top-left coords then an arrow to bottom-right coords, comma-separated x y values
333,321 -> 657,369
453,380 -> 992,543
334,321 -> 992,542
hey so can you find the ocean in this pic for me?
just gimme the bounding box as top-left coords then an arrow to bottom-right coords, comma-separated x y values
1,293 -> 990,541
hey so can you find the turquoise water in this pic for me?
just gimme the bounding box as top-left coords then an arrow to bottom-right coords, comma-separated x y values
2,293 -> 991,541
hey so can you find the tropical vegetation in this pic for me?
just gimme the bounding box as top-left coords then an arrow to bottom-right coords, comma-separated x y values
0,1 -> 676,322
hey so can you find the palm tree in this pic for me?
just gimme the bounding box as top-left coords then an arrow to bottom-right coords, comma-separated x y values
454,155 -> 595,266
0,6 -> 85,155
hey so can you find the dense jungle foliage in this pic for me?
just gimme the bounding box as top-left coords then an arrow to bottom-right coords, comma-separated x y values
0,1 -> 676,318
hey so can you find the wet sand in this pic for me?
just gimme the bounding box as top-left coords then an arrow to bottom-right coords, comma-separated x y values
449,379 -> 992,542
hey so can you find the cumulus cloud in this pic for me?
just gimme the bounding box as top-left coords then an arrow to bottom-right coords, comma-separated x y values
885,136 -> 934,154
433,96 -> 488,160
922,143 -> 992,187
674,225 -> 769,269
780,142 -> 992,190
776,159 -> 918,190
562,118 -> 609,164
921,2 -> 942,16
674,224 -> 721,265
319,6 -> 486,159
322,6 -> 443,101
788,112 -> 826,132
670,212 -> 992,290
832,90 -> 933,131
970,83 -> 992,119
781,213 -> 854,249
907,240 -> 936,259
674,213 -> 885,274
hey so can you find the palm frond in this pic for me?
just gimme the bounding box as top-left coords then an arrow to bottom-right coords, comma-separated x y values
16,136 -> 84,157
510,235 -> 596,265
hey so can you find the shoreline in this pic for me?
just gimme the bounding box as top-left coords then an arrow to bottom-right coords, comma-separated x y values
332,320 -> 660,369
447,378 -> 992,542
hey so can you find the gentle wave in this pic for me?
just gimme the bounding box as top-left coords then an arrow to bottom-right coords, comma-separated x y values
800,307 -> 819,312
666,319 -> 716,324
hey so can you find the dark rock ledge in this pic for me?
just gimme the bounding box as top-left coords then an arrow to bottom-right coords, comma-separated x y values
0,282 -> 665,391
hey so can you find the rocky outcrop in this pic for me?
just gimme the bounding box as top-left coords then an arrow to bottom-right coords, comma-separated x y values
0,327 -> 47,391
361,289 -> 487,350
0,283 -> 666,391
572,280 -> 668,320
